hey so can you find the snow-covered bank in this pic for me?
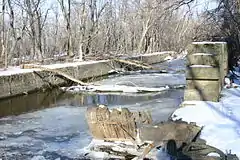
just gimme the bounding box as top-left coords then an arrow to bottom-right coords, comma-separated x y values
171,86 -> 240,158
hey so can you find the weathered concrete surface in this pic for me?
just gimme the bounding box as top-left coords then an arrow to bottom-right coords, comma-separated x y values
219,43 -> 228,88
0,60 -> 115,99
186,53 -> 219,66
187,42 -> 227,55
185,42 -> 228,102
184,80 -> 220,102
184,89 -> 219,102
0,52 -> 173,99
186,66 -> 220,80
186,80 -> 220,90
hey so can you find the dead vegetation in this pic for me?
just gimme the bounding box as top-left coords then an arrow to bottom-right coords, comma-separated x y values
0,0 -> 239,69
0,0 -> 204,68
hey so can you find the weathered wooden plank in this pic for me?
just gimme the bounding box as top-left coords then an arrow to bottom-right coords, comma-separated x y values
86,106 -> 152,141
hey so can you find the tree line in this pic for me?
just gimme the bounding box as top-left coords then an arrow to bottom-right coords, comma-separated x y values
0,0 -> 239,68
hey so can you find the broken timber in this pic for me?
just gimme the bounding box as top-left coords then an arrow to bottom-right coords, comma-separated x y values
86,106 -> 152,142
113,59 -> 155,71
85,106 -> 239,160
21,59 -> 163,89
113,58 -> 170,73
86,106 -> 201,144
21,64 -> 90,86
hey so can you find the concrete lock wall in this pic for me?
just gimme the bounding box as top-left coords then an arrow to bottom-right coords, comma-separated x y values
0,52 -> 172,100
184,42 -> 228,102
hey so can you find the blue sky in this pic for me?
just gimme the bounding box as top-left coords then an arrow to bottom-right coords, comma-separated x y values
195,0 -> 218,12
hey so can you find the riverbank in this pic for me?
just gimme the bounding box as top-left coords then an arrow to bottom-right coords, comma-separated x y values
172,86 -> 240,158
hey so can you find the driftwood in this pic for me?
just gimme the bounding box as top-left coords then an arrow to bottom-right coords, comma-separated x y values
21,64 -> 90,86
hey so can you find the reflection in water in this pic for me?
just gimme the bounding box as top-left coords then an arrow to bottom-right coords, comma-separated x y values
0,60 -> 186,159
0,59 -> 185,118
0,88 -> 183,118
0,89 -> 63,118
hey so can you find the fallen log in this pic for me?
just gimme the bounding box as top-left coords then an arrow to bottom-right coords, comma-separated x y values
113,59 -> 154,70
21,64 -> 90,86
113,58 -> 172,73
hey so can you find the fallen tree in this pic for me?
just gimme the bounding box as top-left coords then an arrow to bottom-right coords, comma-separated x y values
20,59 -> 175,94
21,64 -> 92,86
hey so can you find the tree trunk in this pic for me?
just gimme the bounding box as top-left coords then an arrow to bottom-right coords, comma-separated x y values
58,0 -> 74,58
1,0 -> 7,68
85,0 -> 97,55
67,0 -> 74,57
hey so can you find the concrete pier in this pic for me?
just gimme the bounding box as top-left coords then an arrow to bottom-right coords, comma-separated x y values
184,42 -> 228,102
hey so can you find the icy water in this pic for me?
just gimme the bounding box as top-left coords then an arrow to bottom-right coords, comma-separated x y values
0,59 -> 185,160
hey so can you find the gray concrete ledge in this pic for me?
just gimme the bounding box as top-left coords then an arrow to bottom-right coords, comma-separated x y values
0,52 -> 172,99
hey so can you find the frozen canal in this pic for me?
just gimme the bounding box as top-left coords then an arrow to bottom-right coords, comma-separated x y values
0,59 -> 185,160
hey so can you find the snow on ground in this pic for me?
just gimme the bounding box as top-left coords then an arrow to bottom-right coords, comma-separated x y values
0,52 -> 175,76
0,60 -> 108,76
171,86 -> 240,158
62,84 -> 171,93
192,41 -> 227,45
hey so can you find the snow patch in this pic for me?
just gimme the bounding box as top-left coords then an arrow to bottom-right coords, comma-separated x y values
172,87 -> 240,158
190,65 -> 214,68
0,60 -> 108,76
192,41 -> 227,45
62,85 -> 170,93
192,53 -> 215,56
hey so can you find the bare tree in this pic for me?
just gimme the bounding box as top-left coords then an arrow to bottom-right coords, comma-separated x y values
58,0 -> 74,58
1,0 -> 7,68
0,0 -> 209,67
7,0 -> 21,64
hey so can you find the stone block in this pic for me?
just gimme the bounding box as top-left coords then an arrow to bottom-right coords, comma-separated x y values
186,66 -> 220,80
186,79 -> 221,94
184,89 -> 219,102
186,53 -> 219,67
187,42 -> 227,55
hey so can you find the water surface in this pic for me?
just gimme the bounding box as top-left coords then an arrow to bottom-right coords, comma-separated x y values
0,59 -> 185,160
